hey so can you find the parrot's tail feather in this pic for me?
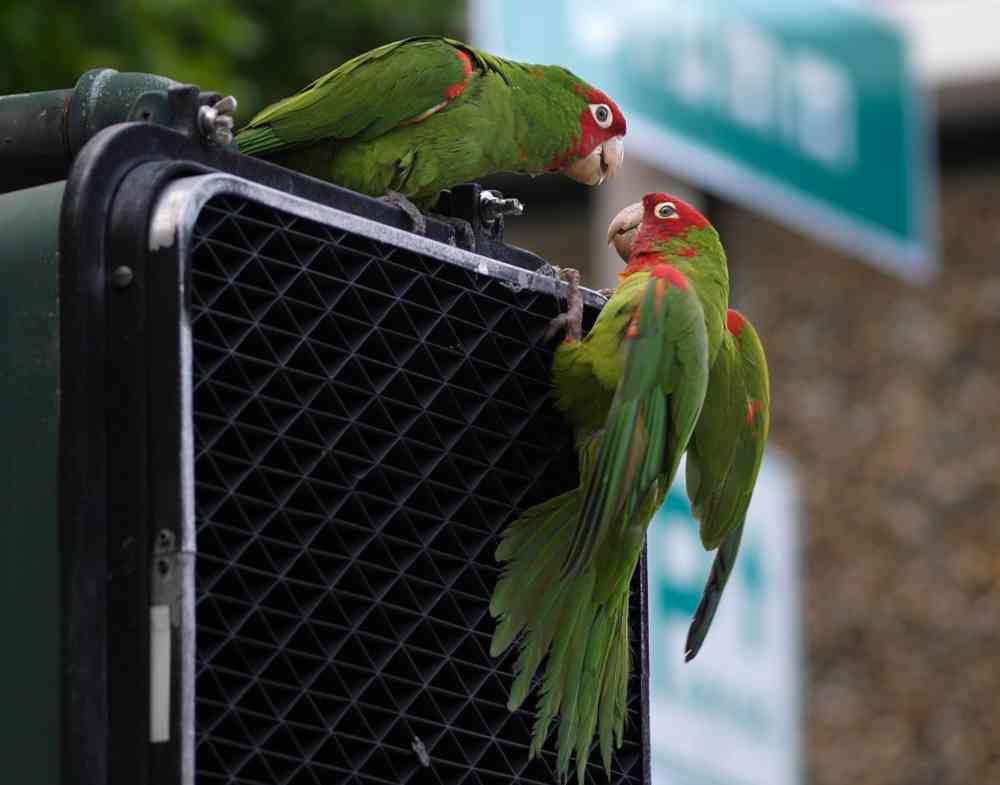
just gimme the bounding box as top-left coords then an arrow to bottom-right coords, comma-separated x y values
685,522 -> 745,661
490,489 -> 635,785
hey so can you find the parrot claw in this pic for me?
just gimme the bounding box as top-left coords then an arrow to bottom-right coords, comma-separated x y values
535,263 -> 563,280
198,95 -> 238,146
544,268 -> 583,342
597,287 -> 614,300
380,191 -> 427,235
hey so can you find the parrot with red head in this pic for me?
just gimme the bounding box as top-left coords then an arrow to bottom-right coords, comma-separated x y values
236,36 -> 626,214
489,193 -> 769,783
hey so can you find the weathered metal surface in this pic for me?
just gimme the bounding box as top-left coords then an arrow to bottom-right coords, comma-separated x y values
0,69 -> 230,195
0,89 -> 74,192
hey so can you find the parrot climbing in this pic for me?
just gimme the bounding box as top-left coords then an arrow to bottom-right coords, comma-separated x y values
235,35 -> 626,232
488,193 -> 770,783
608,199 -> 771,661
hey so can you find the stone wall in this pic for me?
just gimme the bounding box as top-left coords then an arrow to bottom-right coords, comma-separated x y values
722,163 -> 1000,785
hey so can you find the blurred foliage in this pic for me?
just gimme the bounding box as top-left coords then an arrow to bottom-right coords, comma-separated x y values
0,0 -> 465,123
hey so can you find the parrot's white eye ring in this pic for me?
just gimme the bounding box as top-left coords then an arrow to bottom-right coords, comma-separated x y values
590,103 -> 613,129
655,201 -> 679,220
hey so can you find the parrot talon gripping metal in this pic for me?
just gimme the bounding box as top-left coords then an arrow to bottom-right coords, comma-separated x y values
543,268 -> 583,342
197,95 -> 238,146
534,263 -> 563,280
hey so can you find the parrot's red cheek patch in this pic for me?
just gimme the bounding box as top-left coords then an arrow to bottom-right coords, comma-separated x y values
746,399 -> 766,425
726,309 -> 747,336
649,264 -> 688,291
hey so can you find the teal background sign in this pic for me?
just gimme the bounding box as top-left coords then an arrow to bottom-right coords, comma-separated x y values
647,455 -> 799,785
472,0 -> 937,281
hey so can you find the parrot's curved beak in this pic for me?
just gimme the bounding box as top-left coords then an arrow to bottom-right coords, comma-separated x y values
563,135 -> 625,186
606,200 -> 643,262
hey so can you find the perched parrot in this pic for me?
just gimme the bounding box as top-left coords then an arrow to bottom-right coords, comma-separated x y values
488,193 -> 770,784
235,36 -> 626,228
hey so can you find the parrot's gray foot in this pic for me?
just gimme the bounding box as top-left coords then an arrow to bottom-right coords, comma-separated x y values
535,263 -> 563,280
597,287 -> 615,299
381,191 -> 427,235
198,95 -> 238,146
544,268 -> 583,342
429,214 -> 476,251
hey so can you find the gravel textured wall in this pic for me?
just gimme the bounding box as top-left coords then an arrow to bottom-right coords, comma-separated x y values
722,163 -> 1000,785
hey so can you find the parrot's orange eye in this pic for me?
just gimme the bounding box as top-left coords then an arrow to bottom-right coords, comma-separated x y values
655,202 -> 678,220
590,104 -> 613,129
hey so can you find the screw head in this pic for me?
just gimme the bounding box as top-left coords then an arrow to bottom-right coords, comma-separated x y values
111,265 -> 134,289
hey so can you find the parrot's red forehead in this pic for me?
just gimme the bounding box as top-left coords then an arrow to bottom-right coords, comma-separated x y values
641,193 -> 709,228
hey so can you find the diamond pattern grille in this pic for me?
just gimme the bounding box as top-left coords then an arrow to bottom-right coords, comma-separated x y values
189,196 -> 646,785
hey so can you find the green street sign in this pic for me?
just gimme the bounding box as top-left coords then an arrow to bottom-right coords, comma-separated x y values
472,0 -> 937,281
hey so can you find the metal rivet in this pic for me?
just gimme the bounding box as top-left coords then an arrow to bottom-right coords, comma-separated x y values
111,265 -> 134,288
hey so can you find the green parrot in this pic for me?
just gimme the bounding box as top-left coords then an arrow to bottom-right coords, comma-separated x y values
608,199 -> 772,662
488,193 -> 770,783
235,36 -> 626,224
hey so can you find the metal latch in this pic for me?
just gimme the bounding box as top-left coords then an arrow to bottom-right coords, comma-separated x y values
149,528 -> 191,744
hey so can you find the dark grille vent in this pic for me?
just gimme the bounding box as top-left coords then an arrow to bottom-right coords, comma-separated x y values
189,195 -> 646,785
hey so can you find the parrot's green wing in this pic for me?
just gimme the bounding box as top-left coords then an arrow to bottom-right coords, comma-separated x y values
565,267 -> 710,578
684,310 -> 770,660
517,267 -> 710,783
237,36 -> 503,156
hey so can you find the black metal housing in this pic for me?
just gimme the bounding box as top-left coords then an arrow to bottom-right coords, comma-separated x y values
58,120 -> 651,785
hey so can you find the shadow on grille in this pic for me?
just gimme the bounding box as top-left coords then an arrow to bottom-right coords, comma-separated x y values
190,196 -> 645,785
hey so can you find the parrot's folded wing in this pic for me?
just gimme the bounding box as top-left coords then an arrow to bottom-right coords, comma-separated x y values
237,36 -> 491,156
565,267 -> 710,578
684,310 -> 770,660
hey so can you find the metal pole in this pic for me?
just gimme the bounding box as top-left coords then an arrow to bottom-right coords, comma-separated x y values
0,89 -> 74,193
0,70 -> 180,195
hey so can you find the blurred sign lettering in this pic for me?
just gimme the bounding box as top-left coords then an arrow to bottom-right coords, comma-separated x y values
646,454 -> 801,785
472,0 -> 937,280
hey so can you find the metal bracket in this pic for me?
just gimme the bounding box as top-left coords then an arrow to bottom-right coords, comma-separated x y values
435,182 -> 548,271
127,85 -> 237,148
151,529 -> 187,615
149,528 -> 192,744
